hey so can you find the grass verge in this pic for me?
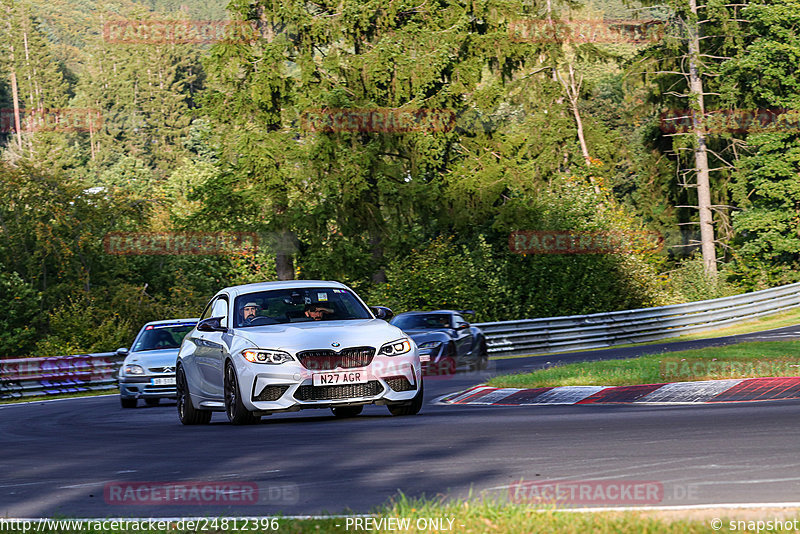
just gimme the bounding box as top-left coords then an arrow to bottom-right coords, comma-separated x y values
487,340 -> 800,388
0,388 -> 117,405
3,494 -> 794,533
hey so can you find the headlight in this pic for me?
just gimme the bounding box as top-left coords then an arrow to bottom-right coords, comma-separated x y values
379,338 -> 412,356
123,364 -> 144,375
242,349 -> 293,365
418,341 -> 442,349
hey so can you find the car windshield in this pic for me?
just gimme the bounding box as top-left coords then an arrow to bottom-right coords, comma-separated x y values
132,323 -> 196,351
234,287 -> 372,327
391,314 -> 451,330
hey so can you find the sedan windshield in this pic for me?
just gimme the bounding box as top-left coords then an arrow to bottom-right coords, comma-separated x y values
391,314 -> 452,330
132,323 -> 195,351
234,287 -> 372,327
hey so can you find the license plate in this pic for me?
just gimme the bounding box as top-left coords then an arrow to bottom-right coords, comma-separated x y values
151,377 -> 176,386
313,371 -> 368,386
420,355 -> 430,362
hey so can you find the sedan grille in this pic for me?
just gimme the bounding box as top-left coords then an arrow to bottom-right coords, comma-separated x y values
148,366 -> 175,374
294,381 -> 384,401
296,346 -> 375,371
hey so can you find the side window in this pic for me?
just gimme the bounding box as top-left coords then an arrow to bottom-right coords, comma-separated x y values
454,314 -> 468,327
211,297 -> 229,327
200,299 -> 215,320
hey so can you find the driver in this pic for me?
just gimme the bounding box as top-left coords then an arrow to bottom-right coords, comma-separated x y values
304,303 -> 333,321
241,301 -> 261,325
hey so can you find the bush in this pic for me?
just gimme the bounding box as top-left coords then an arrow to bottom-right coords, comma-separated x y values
0,271 -> 42,357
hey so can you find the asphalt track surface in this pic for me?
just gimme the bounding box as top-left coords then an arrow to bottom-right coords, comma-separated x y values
2,324 -> 800,518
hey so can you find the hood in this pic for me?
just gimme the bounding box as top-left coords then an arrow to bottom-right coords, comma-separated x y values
125,348 -> 180,367
402,330 -> 450,344
235,319 -> 406,352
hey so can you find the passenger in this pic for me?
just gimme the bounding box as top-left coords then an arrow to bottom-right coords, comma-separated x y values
304,303 -> 333,321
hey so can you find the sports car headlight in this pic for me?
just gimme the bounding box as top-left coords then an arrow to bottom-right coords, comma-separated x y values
123,364 -> 144,375
242,349 -> 293,365
379,338 -> 412,356
418,341 -> 442,349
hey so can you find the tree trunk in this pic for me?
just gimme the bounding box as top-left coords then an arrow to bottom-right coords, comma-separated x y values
688,0 -> 718,277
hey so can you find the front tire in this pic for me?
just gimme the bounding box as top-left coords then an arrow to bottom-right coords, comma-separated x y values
473,339 -> 489,371
120,397 -> 137,409
225,362 -> 260,425
177,365 -> 211,425
387,381 -> 424,416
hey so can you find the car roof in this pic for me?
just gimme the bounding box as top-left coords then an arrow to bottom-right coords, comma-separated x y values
395,310 -> 460,316
219,280 -> 351,298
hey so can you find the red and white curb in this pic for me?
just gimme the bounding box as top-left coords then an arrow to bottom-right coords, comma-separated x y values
435,377 -> 800,406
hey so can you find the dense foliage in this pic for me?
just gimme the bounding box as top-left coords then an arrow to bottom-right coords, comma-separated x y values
0,0 -> 797,356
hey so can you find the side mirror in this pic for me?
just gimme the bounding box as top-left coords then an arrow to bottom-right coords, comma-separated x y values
456,322 -> 469,330
370,306 -> 394,321
116,347 -> 129,357
197,317 -> 228,333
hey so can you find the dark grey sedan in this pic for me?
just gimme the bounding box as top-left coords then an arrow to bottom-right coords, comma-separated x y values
390,310 -> 488,375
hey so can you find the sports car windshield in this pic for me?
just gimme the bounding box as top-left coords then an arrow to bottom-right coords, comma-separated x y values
234,287 -> 372,327
391,314 -> 451,330
132,323 -> 195,351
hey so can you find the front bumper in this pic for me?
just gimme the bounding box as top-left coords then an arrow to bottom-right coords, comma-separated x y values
234,352 -> 422,413
119,375 -> 177,400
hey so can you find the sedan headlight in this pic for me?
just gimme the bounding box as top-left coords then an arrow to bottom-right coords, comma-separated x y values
242,349 -> 293,365
418,341 -> 442,349
379,338 -> 412,356
123,364 -> 144,375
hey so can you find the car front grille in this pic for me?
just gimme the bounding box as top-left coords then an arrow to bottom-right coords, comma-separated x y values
294,381 -> 384,401
148,367 -> 175,373
296,347 -> 375,371
144,384 -> 175,395
252,384 -> 290,402
384,376 -> 416,392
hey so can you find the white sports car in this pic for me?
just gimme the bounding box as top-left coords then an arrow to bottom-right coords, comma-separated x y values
176,280 -> 423,424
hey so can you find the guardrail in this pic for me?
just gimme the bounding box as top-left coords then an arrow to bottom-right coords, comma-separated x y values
3,282 -> 800,399
476,282 -> 800,356
0,353 -> 122,399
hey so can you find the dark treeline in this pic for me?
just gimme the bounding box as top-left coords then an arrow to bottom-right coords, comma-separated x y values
1,0 -> 799,357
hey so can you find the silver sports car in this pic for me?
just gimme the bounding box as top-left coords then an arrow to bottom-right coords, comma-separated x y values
118,319 -> 198,408
176,280 -> 423,424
